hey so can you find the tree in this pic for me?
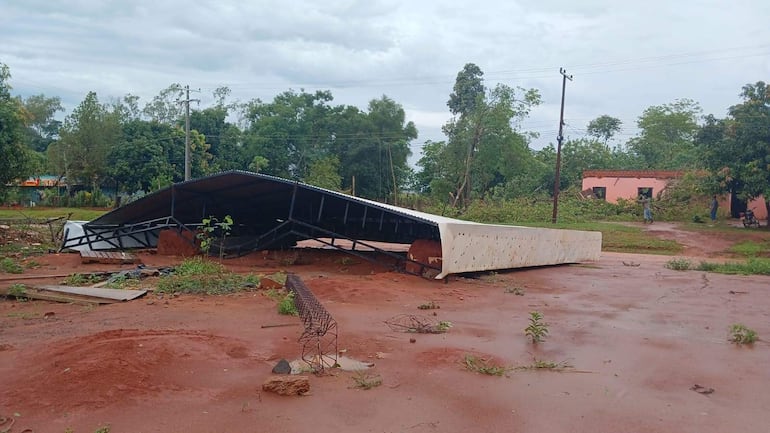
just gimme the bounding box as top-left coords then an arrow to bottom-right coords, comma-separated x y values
50,91 -> 120,191
586,115 -> 622,148
697,82 -> 770,215
304,155 -> 342,191
142,84 -> 185,124
627,99 -> 701,169
0,63 -> 29,186
21,94 -> 63,152
448,63 -> 485,116
439,66 -> 542,207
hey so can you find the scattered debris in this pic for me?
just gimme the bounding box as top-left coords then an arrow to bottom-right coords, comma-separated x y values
417,301 -> 440,310
80,250 -> 141,265
0,284 -> 146,305
622,261 -> 641,267
504,287 -> 525,295
260,323 -> 300,329
272,359 -> 292,374
351,371 -> 382,390
409,338 -> 416,343
385,314 -> 452,334
262,375 -> 310,396
729,290 -> 748,295
690,384 -> 714,395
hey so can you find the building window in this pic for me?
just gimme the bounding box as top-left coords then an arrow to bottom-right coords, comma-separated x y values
638,187 -> 653,198
592,187 -> 606,200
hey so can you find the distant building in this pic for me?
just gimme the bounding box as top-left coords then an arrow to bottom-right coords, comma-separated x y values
581,170 -> 767,220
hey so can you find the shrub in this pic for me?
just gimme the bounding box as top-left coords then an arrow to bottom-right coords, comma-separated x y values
729,324 -> 758,345
277,291 -> 299,316
665,258 -> 691,271
0,258 -> 23,274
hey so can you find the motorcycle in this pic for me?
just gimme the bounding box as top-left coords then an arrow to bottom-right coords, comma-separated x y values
741,209 -> 761,228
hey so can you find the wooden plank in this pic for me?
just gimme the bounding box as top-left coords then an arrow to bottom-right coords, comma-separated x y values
36,285 -> 147,301
0,287 -> 104,305
80,250 -> 141,265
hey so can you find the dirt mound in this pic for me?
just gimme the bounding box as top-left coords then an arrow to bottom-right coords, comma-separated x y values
1,329 -> 252,413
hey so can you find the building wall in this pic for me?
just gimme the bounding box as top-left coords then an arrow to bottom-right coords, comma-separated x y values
581,176 -> 673,203
582,173 -> 768,220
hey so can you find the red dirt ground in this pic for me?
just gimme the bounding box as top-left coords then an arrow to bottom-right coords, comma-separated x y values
1,223 -> 770,433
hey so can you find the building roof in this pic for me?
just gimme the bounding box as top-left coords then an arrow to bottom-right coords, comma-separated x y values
582,170 -> 685,179
69,170 -> 601,278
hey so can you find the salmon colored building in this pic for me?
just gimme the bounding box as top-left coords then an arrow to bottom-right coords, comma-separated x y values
581,170 -> 767,220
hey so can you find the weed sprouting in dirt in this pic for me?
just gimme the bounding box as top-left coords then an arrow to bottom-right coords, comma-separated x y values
463,354 -> 508,376
417,301 -> 440,310
277,291 -> 299,316
524,311 -> 549,343
696,258 -> 770,276
665,257 -> 692,271
0,257 -> 23,274
7,283 -> 28,301
514,358 -> 573,371
63,273 -> 101,286
504,287 -> 525,295
156,257 -> 259,295
351,371 -> 383,390
729,324 -> 758,345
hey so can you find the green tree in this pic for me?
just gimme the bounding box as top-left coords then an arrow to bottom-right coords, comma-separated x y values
628,99 -> 701,169
448,63 -> 485,116
142,84 -> 185,124
0,63 -> 29,186
304,155 -> 342,191
586,115 -> 622,148
21,94 -> 63,152
697,82 -> 770,215
51,91 -> 121,191
440,68 -> 541,207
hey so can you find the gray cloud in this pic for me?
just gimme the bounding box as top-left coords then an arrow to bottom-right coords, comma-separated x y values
2,0 -> 769,155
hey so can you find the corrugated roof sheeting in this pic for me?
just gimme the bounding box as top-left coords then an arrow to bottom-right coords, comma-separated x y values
77,171 -> 601,277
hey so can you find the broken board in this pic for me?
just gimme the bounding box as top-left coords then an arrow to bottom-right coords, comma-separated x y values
36,285 -> 147,302
80,250 -> 141,265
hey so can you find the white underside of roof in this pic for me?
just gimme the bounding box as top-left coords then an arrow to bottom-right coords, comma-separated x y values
349,195 -> 602,278
434,222 -> 601,278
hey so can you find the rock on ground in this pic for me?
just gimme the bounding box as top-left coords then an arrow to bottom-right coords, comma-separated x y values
261,375 -> 310,396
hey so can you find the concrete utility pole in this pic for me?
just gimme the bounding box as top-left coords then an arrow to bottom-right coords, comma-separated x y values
179,85 -> 200,181
551,68 -> 573,224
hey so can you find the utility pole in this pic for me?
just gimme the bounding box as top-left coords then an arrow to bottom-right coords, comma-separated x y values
551,68 -> 573,224
179,85 -> 200,181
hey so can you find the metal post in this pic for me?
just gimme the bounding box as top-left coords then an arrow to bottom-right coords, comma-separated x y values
552,68 -> 573,224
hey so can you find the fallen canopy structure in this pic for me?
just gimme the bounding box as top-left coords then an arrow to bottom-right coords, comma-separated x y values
61,171 -> 601,279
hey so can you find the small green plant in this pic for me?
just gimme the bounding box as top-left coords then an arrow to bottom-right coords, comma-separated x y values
463,354 -> 508,376
691,214 -> 704,223
524,311 -> 549,343
436,321 -> 453,332
417,301 -> 440,310
94,426 -> 111,433
729,324 -> 758,345
63,273 -> 103,286
504,287 -> 525,295
0,257 -> 23,274
7,283 -> 28,301
665,257 -> 692,271
277,291 -> 298,316
196,215 -> 233,258
351,371 -> 383,390
514,358 -> 573,371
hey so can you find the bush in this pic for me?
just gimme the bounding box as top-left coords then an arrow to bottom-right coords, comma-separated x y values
665,258 -> 691,271
156,257 -> 257,295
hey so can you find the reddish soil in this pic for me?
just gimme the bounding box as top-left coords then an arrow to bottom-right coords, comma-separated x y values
1,223 -> 770,433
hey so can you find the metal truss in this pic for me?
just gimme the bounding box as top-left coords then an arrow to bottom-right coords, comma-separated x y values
285,273 -> 338,374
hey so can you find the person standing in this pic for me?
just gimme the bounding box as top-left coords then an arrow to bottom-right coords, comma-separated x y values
710,195 -> 718,223
639,195 -> 653,224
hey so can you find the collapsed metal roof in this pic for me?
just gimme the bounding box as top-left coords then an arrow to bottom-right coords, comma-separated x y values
61,170 -> 602,278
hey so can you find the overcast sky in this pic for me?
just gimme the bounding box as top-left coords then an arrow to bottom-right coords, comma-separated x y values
2,0 -> 769,160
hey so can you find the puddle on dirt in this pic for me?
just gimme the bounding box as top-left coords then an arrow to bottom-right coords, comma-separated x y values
289,356 -> 374,373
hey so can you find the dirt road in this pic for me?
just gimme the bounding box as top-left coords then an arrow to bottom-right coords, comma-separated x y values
1,224 -> 769,433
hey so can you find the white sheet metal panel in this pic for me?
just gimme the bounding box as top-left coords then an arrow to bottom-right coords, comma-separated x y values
62,221 -> 153,252
436,222 -> 602,278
